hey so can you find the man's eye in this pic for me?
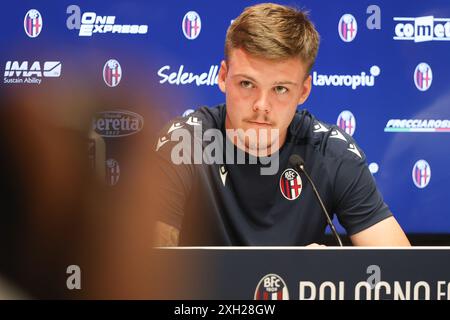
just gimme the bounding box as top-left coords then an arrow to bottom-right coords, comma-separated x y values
240,80 -> 253,89
274,86 -> 288,94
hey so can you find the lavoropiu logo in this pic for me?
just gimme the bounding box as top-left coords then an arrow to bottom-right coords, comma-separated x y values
24,9 -> 43,38
412,160 -> 431,189
3,61 -> 61,85
313,66 -> 380,90
393,16 -> 450,42
414,63 -> 432,91
103,59 -> 122,87
338,14 -> 357,42
92,110 -> 144,137
105,159 -> 120,186
337,110 -> 356,136
254,274 -> 289,300
182,11 -> 201,40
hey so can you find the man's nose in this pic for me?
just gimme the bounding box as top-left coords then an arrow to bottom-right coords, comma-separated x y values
252,91 -> 272,113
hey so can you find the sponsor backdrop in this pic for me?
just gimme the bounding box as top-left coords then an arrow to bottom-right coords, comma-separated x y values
1,1 -> 449,234
156,248 -> 450,300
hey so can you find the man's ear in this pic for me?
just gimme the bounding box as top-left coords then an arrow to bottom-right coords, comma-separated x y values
218,60 -> 227,93
298,75 -> 312,105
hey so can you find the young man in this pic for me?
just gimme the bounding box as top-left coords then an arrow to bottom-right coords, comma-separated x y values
153,3 -> 410,246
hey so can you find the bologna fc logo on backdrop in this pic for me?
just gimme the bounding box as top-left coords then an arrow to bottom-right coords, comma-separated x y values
103,59 -> 122,87
182,11 -> 201,40
24,9 -> 43,38
338,14 -> 357,42
337,110 -> 356,136
414,63 -> 432,91
412,160 -> 431,189
254,274 -> 289,300
279,168 -> 302,200
106,159 -> 120,186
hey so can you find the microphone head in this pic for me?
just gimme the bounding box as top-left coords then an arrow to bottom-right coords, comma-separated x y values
289,154 -> 305,168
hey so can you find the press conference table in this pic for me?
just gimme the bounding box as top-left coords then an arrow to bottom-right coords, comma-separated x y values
154,247 -> 450,300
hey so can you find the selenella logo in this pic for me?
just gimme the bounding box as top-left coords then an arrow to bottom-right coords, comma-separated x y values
254,274 -> 289,300
158,65 -> 219,86
4,61 -> 61,85
394,16 -> 450,42
24,9 -> 43,38
92,110 -> 144,137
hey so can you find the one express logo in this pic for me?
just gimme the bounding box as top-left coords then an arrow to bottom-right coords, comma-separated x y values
66,5 -> 148,36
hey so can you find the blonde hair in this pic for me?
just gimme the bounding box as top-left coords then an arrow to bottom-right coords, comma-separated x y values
225,3 -> 320,73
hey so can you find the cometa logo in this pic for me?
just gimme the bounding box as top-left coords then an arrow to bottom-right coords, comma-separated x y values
394,16 -> 450,42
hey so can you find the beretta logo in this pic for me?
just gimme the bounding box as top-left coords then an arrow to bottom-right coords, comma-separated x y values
92,110 -> 144,137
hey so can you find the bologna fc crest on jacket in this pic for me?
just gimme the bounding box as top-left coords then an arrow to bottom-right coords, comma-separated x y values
279,168 -> 302,200
254,274 -> 289,300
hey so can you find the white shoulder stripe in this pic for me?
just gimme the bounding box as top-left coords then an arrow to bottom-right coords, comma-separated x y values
347,143 -> 362,158
156,136 -> 169,151
330,129 -> 348,142
219,165 -> 227,186
313,122 -> 329,133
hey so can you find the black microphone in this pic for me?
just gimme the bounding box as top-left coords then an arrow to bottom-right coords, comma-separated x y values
289,154 -> 343,247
